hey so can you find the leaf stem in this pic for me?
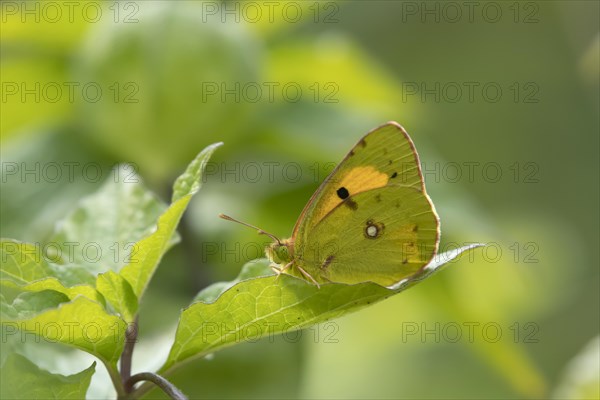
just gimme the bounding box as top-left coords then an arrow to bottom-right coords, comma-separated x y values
105,361 -> 127,398
126,372 -> 187,400
120,317 -> 139,386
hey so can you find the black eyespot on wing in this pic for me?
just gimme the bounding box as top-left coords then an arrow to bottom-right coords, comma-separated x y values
359,138 -> 367,148
336,187 -> 349,199
412,225 -> 419,232
391,172 -> 398,179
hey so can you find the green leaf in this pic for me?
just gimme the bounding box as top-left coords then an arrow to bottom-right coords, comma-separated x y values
193,259 -> 273,303
0,240 -> 102,303
1,295 -> 126,364
1,290 -> 70,319
0,353 -> 95,400
0,240 -> 55,284
96,271 -> 138,323
47,165 -> 172,275
172,142 -> 223,202
161,245 -> 482,373
4,278 -> 103,304
120,142 -> 223,299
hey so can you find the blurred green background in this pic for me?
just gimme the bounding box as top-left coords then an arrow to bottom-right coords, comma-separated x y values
1,1 -> 598,399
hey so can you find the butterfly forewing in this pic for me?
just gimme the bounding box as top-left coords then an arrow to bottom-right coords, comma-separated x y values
293,122 -> 427,242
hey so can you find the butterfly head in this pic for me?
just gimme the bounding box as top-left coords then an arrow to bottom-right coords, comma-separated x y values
266,238 -> 294,265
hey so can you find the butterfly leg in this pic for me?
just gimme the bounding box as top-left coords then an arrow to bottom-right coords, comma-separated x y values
270,264 -> 282,277
295,264 -> 320,288
271,261 -> 293,281
271,262 -> 319,287
279,261 -> 294,273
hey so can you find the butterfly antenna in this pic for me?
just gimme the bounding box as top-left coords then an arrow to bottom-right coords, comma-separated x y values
219,214 -> 282,245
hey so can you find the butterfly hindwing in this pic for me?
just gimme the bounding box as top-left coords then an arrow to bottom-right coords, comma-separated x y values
296,186 -> 438,286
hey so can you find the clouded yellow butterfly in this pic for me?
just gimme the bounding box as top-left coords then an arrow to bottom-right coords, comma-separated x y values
221,121 -> 440,287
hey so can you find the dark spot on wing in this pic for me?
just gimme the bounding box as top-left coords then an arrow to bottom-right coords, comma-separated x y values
345,198 -> 358,210
359,138 -> 367,148
336,187 -> 349,199
402,258 -> 408,264
349,150 -> 355,156
321,255 -> 334,270
412,225 -> 419,232
395,200 -> 401,208
388,160 -> 393,165
391,171 -> 398,179
375,194 -> 381,202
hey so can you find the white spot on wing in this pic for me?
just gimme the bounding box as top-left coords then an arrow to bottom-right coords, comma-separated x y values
367,225 -> 378,237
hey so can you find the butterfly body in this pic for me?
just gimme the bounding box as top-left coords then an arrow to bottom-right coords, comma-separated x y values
265,122 -> 440,287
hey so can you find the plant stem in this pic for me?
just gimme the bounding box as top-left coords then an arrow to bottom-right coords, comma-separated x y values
126,372 -> 187,400
120,317 -> 139,387
105,361 -> 127,399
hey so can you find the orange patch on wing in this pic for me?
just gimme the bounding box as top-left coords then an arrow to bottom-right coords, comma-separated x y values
313,166 -> 389,223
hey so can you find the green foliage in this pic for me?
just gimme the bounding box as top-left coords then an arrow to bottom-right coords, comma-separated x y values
1,143 -> 222,397
2,293 -> 126,364
0,353 -> 95,400
0,142 -> 479,398
47,165 -> 172,275
74,2 -> 260,182
163,245 -> 479,374
96,271 -> 138,324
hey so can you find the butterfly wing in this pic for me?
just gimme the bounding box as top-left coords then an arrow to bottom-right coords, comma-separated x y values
292,122 -> 440,286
